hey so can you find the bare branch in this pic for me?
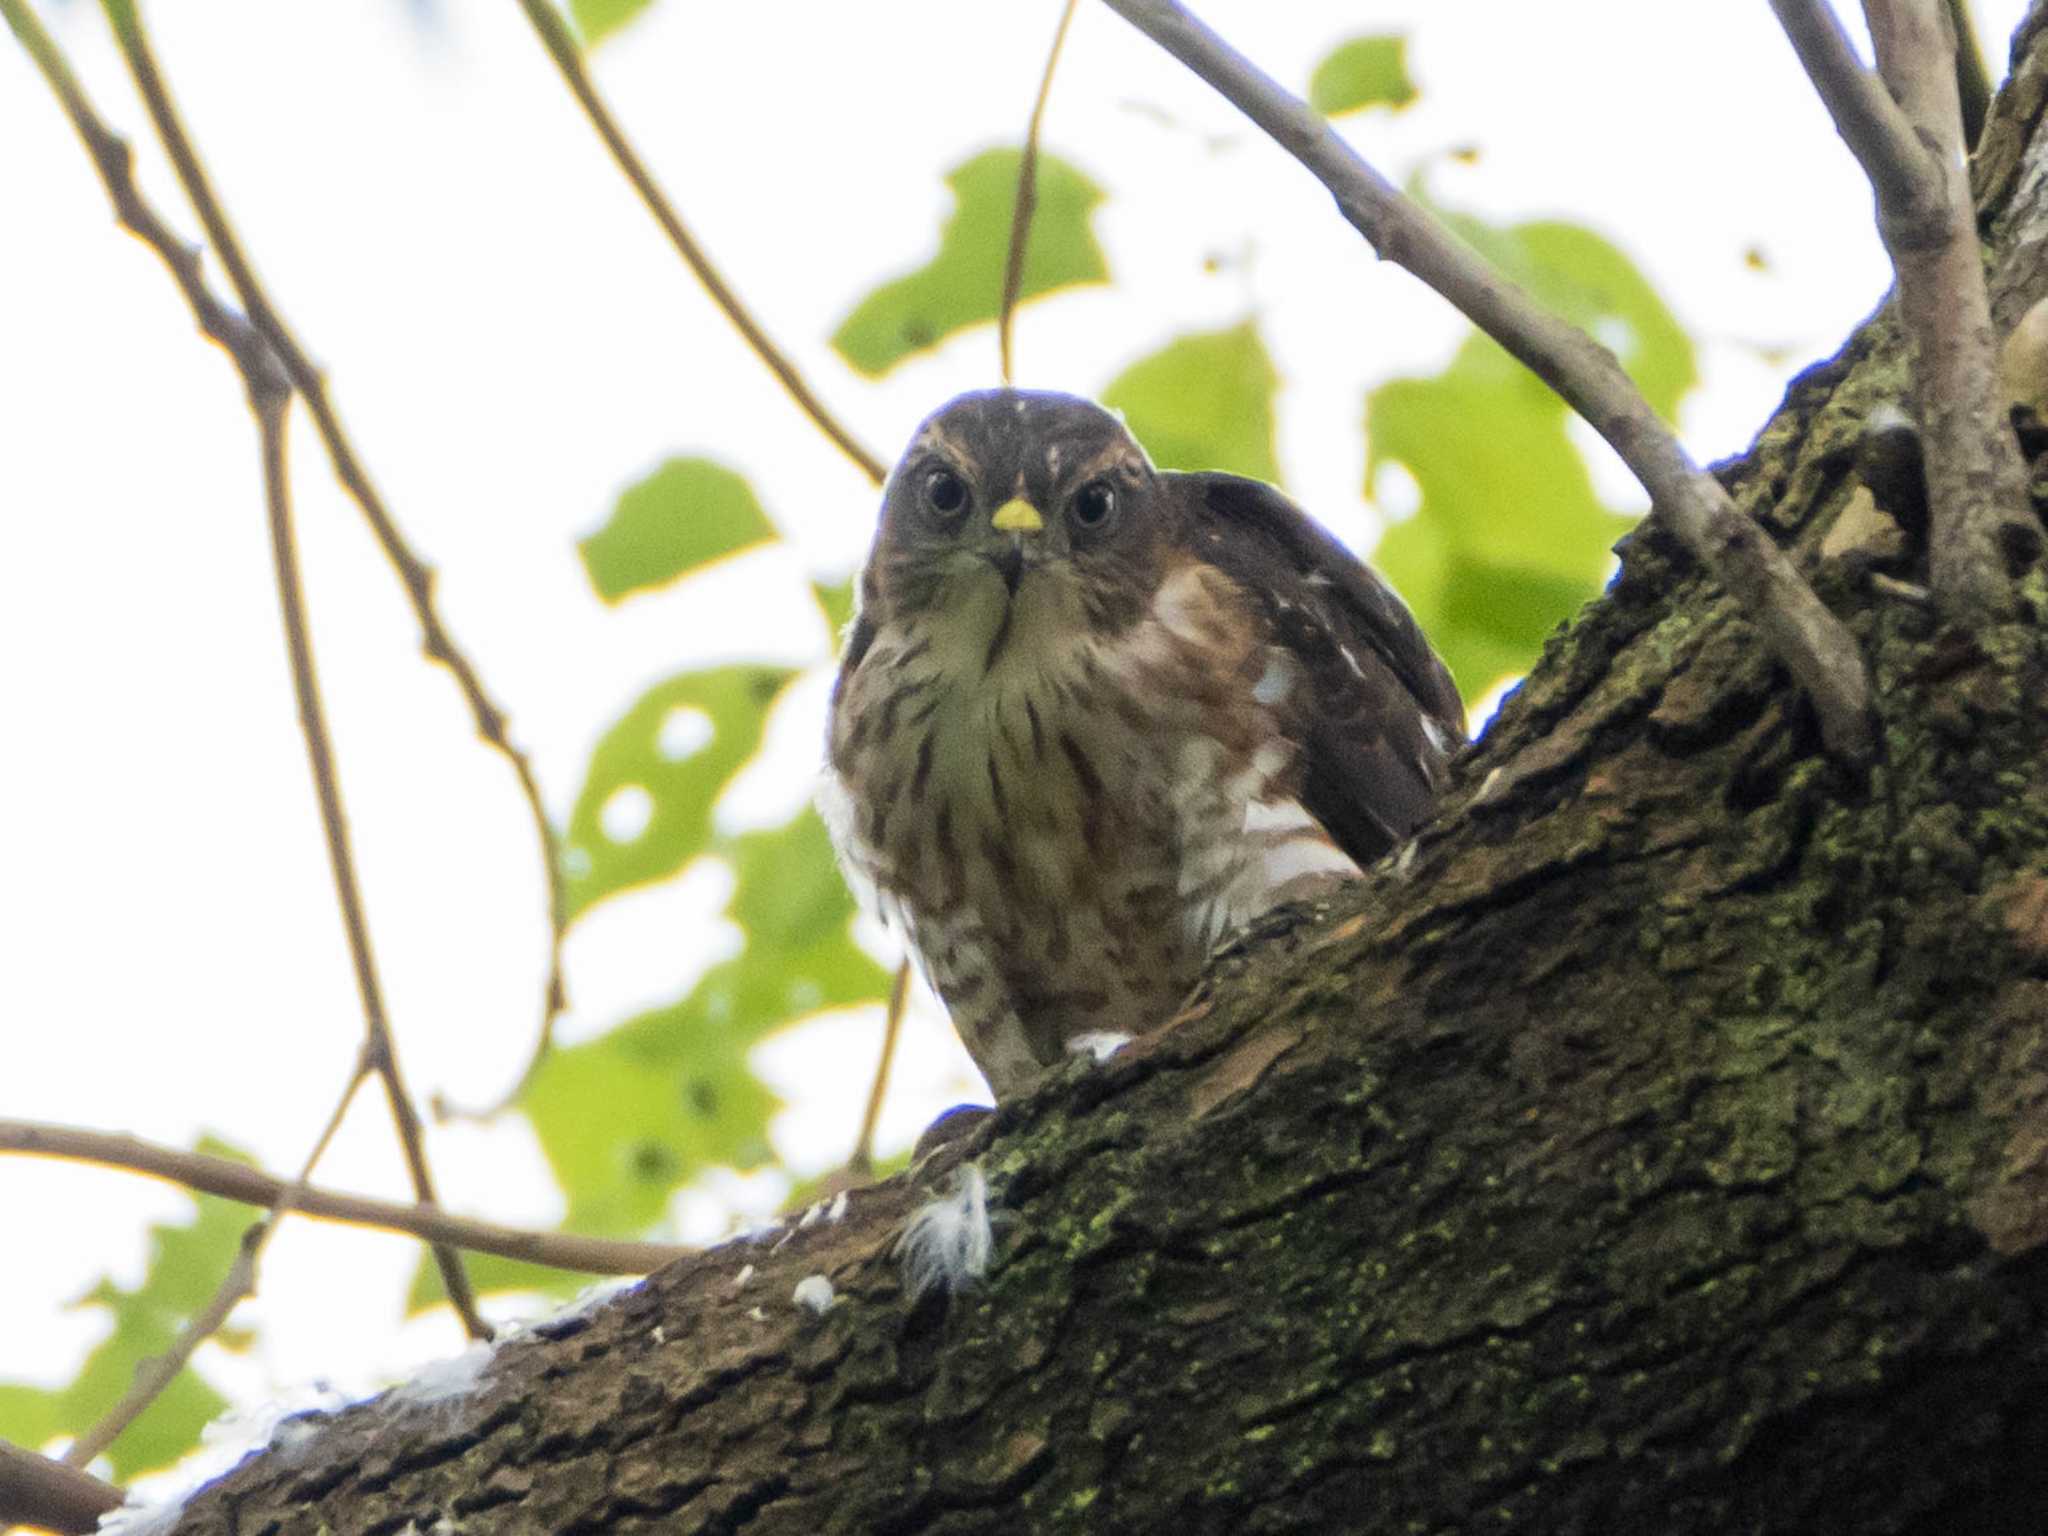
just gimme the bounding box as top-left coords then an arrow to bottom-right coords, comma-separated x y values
1098,0 -> 1875,760
1771,0 -> 1937,217
1000,0 -> 1084,385
0,1437 -> 122,1536
1,1119 -> 687,1274
1772,0 -> 2035,622
60,1060 -> 369,1470
26,0 -> 569,1069
91,0 -> 492,1336
515,0 -> 886,486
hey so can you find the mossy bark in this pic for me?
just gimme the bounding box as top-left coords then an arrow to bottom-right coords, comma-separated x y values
162,12 -> 2048,1535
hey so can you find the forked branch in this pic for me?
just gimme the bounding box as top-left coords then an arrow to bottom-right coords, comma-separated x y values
66,0 -> 490,1336
1098,0 -> 1876,760
1772,0 -> 2034,623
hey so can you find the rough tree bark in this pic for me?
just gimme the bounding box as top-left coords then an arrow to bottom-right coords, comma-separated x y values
137,13 -> 2048,1536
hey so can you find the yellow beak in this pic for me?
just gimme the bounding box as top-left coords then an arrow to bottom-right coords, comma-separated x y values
992,497 -> 1043,534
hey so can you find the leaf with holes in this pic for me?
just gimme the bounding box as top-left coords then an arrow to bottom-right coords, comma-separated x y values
579,459 -> 780,604
1104,321 -> 1282,485
1308,35 -> 1417,116
832,148 -> 1109,377
561,665 -> 795,922
0,1137 -> 255,1478
415,811 -> 889,1308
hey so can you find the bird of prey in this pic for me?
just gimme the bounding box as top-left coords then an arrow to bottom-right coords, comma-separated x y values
823,389 -> 1463,1100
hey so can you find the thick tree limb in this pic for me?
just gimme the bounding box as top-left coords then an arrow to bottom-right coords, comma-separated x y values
0,1120 -> 687,1274
1773,0 -> 2035,622
96,0 -> 492,1339
515,0 -> 885,486
1098,0 -> 1876,762
0,1437 -> 121,1536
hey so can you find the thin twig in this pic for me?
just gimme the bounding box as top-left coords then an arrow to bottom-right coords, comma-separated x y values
0,0 -> 280,393
515,0 -> 886,486
1772,0 -> 2033,623
97,0 -> 496,1338
0,1436 -> 122,1536
1000,0 -> 1084,385
53,0 -> 568,1083
848,961 -> 913,1174
2,1119 -> 687,1274
1099,0 -> 1876,759
60,1060 -> 370,1470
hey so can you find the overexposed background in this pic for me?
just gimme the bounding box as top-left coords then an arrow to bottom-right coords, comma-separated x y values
1,0 -> 2024,1468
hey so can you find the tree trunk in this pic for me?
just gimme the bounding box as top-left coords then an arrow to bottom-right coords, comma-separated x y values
156,13 -> 2048,1535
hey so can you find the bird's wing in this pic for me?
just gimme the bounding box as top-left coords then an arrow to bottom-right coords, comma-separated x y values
1176,471 -> 1465,865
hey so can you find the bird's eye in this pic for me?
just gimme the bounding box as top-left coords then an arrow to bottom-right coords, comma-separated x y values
922,467 -> 970,522
1069,480 -> 1117,532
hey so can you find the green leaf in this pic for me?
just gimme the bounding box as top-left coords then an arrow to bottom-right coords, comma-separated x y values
0,1137 -> 255,1478
832,148 -> 1109,377
561,665 -> 795,922
421,810 -> 890,1309
579,459 -> 780,604
1370,333 -> 1635,701
1103,321 -> 1282,484
571,0 -> 655,48
1366,206 -> 1695,702
1421,198 -> 1697,419
1308,35 -> 1417,116
812,577 -> 858,642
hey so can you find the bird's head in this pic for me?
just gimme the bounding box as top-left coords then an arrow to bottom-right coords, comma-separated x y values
861,390 -> 1164,642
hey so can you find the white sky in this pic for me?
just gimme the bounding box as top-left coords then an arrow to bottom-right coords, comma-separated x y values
0,0 -> 2028,1475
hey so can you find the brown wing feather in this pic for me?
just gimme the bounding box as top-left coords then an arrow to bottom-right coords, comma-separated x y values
1174,471 -> 1464,865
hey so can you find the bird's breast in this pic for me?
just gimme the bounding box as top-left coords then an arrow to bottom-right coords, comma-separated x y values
822,560 -> 1358,1093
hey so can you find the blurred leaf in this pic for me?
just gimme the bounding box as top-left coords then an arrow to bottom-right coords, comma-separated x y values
833,148 -> 1109,377
1367,206 -> 1694,702
0,1137 -> 254,1478
423,810 -> 889,1308
1422,198 -> 1696,418
1103,321 -> 1281,484
1308,35 -> 1417,116
812,576 -> 858,641
571,0 -> 655,48
579,459 -> 779,604
561,665 -> 795,922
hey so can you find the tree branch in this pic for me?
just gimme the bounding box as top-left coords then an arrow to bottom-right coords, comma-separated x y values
1772,0 -> 2035,622
0,1437 -> 121,1536
514,0 -> 886,487
39,0 -> 571,1072
0,1119 -> 687,1275
59,1058 -> 368,1470
89,0 -> 493,1336
1097,0 -> 1876,762
999,0 -> 1083,385
849,959 -> 913,1174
